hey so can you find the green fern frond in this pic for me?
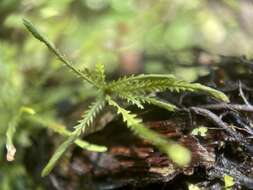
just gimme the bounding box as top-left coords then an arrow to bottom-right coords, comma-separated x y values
107,74 -> 175,93
41,97 -> 106,177
41,133 -> 77,177
184,83 -> 229,102
106,95 -> 167,143
108,74 -> 229,102
106,96 -> 191,166
74,97 -> 105,135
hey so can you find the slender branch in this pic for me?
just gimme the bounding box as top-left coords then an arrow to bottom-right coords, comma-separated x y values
199,103 -> 253,112
239,81 -> 251,106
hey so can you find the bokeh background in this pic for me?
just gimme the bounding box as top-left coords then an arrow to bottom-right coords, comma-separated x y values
1,0 -> 253,189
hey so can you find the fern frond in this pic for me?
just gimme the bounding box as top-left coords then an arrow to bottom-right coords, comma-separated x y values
41,97 -> 106,177
106,95 -> 166,143
106,96 -> 191,166
41,133 -> 76,177
108,74 -> 229,102
108,74 -> 175,93
186,83 -> 229,102
74,97 -> 106,135
23,19 -> 98,88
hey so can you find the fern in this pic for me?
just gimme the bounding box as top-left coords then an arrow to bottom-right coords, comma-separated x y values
23,19 -> 229,176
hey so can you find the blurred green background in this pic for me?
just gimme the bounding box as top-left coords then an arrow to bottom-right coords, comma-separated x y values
1,0 -> 253,189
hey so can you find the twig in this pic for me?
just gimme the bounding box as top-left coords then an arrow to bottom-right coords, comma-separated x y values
218,82 -> 253,92
239,81 -> 252,106
199,103 -> 253,112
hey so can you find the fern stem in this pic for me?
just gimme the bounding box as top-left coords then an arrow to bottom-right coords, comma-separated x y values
23,19 -> 98,88
6,106 -> 35,161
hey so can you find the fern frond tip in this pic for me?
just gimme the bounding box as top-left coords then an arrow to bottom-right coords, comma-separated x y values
194,84 -> 229,102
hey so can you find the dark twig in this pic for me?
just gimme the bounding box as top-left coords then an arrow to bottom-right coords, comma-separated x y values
199,103 -> 253,112
219,111 -> 253,136
239,80 -> 252,106
219,82 -> 253,92
190,107 -> 253,155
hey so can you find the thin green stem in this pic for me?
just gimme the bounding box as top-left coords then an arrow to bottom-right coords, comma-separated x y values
23,19 -> 98,88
